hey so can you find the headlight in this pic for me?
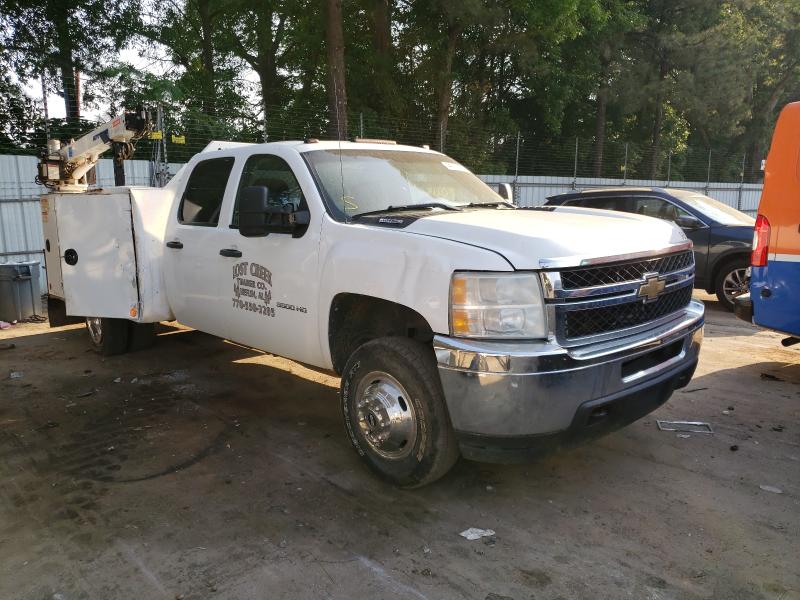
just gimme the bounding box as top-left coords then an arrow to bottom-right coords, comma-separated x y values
450,272 -> 547,339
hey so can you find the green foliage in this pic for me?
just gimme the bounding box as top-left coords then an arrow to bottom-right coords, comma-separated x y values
0,73 -> 39,152
0,0 -> 140,122
1,0 -> 798,183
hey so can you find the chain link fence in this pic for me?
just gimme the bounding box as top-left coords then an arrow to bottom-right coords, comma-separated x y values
1,99 -> 763,288
4,97 -> 763,183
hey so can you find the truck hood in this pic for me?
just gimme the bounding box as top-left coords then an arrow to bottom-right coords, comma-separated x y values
405,206 -> 689,269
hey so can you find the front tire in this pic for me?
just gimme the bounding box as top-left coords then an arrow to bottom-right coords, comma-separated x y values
715,258 -> 749,311
86,317 -> 129,356
341,337 -> 459,488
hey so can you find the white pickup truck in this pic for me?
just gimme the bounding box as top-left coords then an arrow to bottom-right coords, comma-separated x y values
41,139 -> 704,487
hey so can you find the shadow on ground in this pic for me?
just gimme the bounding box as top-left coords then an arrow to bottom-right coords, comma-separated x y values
0,320 -> 797,600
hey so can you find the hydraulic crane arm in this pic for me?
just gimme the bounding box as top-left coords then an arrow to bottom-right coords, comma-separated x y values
37,109 -> 151,193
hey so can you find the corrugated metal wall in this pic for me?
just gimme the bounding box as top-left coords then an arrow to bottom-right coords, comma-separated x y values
1,153 -> 762,298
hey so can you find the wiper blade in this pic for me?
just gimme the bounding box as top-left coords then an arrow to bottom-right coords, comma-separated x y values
462,201 -> 516,209
351,202 -> 462,220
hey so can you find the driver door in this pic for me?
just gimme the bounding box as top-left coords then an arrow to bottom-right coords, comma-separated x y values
221,152 -> 322,364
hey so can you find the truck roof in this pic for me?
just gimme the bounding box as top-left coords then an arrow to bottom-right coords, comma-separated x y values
201,139 -> 441,155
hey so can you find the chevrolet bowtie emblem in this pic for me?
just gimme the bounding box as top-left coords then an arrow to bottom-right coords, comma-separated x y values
638,273 -> 666,302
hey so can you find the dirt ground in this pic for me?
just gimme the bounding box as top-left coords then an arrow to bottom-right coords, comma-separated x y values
0,293 -> 798,600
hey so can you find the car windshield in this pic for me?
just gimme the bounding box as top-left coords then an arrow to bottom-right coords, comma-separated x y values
669,189 -> 755,226
303,149 -> 502,217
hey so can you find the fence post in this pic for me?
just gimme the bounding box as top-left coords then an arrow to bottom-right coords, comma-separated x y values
153,104 -> 169,187
737,153 -> 746,210
572,137 -> 578,189
666,150 -> 672,187
513,131 -> 521,202
623,143 -> 628,185
359,112 -> 364,138
705,149 -> 711,195
160,105 -> 168,170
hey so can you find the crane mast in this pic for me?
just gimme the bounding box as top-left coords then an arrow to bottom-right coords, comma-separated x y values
37,109 -> 151,193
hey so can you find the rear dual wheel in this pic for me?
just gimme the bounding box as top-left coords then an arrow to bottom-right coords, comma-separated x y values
341,337 -> 459,488
86,317 -> 155,355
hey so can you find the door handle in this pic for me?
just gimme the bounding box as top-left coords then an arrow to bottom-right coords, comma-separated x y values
166,241 -> 183,249
219,248 -> 242,258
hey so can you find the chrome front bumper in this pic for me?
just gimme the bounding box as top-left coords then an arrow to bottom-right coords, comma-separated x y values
434,300 -> 705,442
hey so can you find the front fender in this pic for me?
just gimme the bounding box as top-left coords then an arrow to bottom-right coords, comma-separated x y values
709,241 -> 751,278
316,217 -> 512,368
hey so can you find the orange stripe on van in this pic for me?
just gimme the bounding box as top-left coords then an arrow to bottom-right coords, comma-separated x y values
759,102 -> 800,257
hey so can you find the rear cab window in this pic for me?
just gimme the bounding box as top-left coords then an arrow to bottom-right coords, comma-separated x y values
178,157 -> 236,225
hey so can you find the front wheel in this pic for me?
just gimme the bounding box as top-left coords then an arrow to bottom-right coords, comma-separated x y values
86,317 -> 129,356
341,337 -> 459,488
715,258 -> 749,311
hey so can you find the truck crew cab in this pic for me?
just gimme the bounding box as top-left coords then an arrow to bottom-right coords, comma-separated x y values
42,138 -> 705,487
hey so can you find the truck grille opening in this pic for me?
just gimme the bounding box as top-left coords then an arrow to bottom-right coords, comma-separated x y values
560,251 -> 694,290
620,340 -> 683,379
563,285 -> 693,339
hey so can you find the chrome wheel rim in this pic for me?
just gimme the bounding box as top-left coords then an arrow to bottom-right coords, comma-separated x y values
722,267 -> 749,303
86,317 -> 103,345
355,371 -> 417,460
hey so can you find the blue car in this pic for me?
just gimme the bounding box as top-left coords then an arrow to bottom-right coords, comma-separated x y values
545,187 -> 755,311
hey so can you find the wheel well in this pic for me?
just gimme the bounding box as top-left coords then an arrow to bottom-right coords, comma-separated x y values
709,252 -> 750,292
328,293 -> 435,375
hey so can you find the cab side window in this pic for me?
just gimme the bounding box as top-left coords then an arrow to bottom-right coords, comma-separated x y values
178,157 -> 235,225
232,154 -> 306,228
629,197 -> 691,222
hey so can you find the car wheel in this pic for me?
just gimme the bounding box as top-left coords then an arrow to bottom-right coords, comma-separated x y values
86,317 -> 129,356
340,337 -> 459,488
715,258 -> 749,311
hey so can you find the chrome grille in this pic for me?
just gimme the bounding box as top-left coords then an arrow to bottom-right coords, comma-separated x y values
543,247 -> 696,345
563,285 -> 693,339
560,250 -> 694,290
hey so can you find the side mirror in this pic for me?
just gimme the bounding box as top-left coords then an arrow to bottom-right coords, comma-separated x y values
675,214 -> 703,230
497,183 -> 514,201
239,186 -> 310,237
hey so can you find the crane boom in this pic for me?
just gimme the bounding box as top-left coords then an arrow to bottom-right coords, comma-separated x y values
37,109 -> 151,192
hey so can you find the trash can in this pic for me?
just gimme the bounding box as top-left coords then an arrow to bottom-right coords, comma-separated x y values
0,261 -> 41,322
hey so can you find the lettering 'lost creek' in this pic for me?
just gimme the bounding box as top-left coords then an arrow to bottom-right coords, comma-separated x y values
232,261 -> 275,317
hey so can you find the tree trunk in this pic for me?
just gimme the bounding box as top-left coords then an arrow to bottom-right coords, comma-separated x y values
592,44 -> 611,178
54,12 -> 79,123
372,0 -> 391,54
436,24 -> 460,152
370,0 -> 394,113
648,58 -> 669,180
324,0 -> 347,139
197,0 -> 217,116
256,10 -> 278,140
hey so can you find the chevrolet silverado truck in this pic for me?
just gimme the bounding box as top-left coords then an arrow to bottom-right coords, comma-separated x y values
41,139 -> 705,487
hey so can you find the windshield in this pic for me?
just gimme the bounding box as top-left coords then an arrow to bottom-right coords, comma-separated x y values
303,149 -> 502,218
669,189 -> 755,226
